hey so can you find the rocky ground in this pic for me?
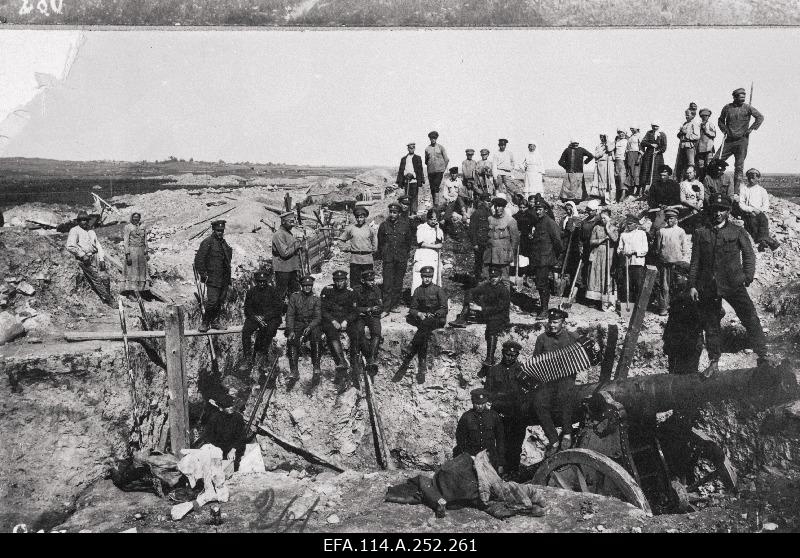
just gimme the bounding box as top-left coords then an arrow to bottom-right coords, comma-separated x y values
2,170 -> 800,533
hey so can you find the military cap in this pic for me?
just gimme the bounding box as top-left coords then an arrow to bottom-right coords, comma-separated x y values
211,220 -> 226,230
732,87 -> 746,96
420,266 -> 435,276
492,197 -> 508,207
254,270 -> 271,281
388,202 -> 402,212
361,270 -> 375,280
533,198 -> 547,209
332,270 -> 348,280
76,210 -> 90,220
407,142 -> 416,147
709,193 -> 732,210
470,388 -> 490,404
215,393 -> 236,409
746,168 -> 761,178
502,340 -> 522,352
488,266 -> 502,278
280,211 -> 295,221
398,195 -> 410,203
428,130 -> 439,139
547,308 -> 568,320
630,126 -> 640,131
658,164 -> 673,175
664,208 -> 679,218
699,108 -> 712,117
689,102 -> 698,110
300,275 -> 315,285
498,138 -> 508,145
449,166 -> 459,174
479,148 -> 490,155
465,148 -> 475,154
651,121 -> 660,127
353,206 -> 369,217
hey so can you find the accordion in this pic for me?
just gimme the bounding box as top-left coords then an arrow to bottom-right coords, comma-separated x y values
516,336 -> 602,392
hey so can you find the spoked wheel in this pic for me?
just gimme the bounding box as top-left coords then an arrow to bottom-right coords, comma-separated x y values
532,448 -> 653,515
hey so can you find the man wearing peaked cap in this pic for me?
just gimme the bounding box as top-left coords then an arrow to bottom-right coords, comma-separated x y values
492,138 -> 515,194
455,387 -> 506,472
639,122 -> 667,195
272,210 -> 302,302
338,203 -> 377,289
676,108 -> 701,184
240,268 -> 282,372
195,214 -> 233,332
483,338 -> 526,474
66,208 -> 113,305
397,142 -> 425,214
425,131 -> 449,206
484,194 -> 520,285
653,202 -> 689,315
377,201 -> 412,315
474,148 -> 493,198
321,270 -> 360,392
529,197 -> 563,319
717,86 -> 764,191
625,125 -> 643,194
689,188 -> 771,379
696,108 -> 717,181
461,149 -> 478,199
285,274 -> 322,387
352,268 -> 384,374
404,264 -> 448,383
738,168 -> 780,251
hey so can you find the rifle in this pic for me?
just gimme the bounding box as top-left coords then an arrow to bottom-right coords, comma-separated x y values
191,264 -> 219,372
117,298 -> 142,439
245,348 -> 281,438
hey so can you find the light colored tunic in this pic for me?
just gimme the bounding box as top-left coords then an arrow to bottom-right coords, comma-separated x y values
492,150 -> 515,176
585,222 -> 619,303
338,223 -> 378,265
589,143 -> 614,204
521,147 -> 545,197
123,222 -> 150,291
618,229 -> 648,266
412,222 -> 443,292
66,225 -> 105,262
739,183 -> 770,213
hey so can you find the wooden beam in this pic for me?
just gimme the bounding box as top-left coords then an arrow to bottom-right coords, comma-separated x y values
165,305 -> 190,456
64,325 -> 244,342
257,426 -> 346,473
613,265 -> 658,381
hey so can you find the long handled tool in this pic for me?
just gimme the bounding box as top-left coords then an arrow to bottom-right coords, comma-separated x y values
360,355 -> 394,470
556,226 -> 576,297
245,347 -> 281,437
117,298 -> 142,438
625,255 -> 632,313
560,258 -> 584,310
513,244 -> 522,290
135,291 -> 151,330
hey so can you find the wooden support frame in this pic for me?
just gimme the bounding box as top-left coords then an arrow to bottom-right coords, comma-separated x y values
614,265 -> 658,381
165,305 -> 190,456
65,325 -> 244,342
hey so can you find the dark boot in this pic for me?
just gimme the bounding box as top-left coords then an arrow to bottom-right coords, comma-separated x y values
449,308 -> 469,328
416,339 -> 428,384
349,343 -> 361,391
198,318 -> 210,333
366,336 -> 381,375
766,237 -> 781,251
330,339 -> 349,374
309,339 -> 322,392
482,334 -> 498,368
539,288 -> 550,314
286,344 -> 300,382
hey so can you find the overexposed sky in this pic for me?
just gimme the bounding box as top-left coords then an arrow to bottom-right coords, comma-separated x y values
1,28 -> 799,171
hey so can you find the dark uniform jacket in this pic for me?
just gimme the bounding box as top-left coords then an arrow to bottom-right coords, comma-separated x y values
532,328 -> 579,357
558,146 -> 594,173
455,408 -> 506,469
468,202 -> 491,247
514,209 -> 536,257
244,285 -> 283,321
529,214 -> 563,267
321,285 -> 357,323
194,235 -> 232,288
648,179 -> 682,208
409,283 -> 448,320
353,284 -> 383,316
396,153 -> 425,188
469,281 -> 510,323
484,361 -> 524,417
203,408 -> 246,459
688,220 -> 755,297
286,291 -> 321,331
377,218 -> 412,263
271,227 -> 301,273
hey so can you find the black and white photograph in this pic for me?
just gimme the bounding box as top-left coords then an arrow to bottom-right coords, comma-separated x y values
1,5 -> 800,540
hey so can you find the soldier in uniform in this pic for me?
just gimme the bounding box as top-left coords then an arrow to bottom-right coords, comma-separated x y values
455,388 -> 506,474
468,192 -> 492,286
321,270 -> 360,391
377,202 -> 413,315
353,269 -> 383,375
403,265 -> 448,383
271,212 -> 303,301
483,340 -> 525,476
240,269 -> 283,372
530,308 -> 580,457
484,197 -> 520,285
688,193 -> 770,378
338,206 -> 378,289
448,266 -> 510,370
285,275 -> 322,388
194,219 -> 233,332
529,198 -> 563,319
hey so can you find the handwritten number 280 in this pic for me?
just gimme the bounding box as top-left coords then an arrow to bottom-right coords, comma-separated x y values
19,0 -> 64,16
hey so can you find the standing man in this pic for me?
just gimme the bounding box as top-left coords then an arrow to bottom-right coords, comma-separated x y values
194,219 -> 232,332
425,131 -> 449,207
468,192 -> 492,286
484,197 -> 520,285
455,388 -> 506,474
675,109 -> 701,185
66,210 -> 113,305
647,165 -> 683,232
696,108 -> 717,181
654,209 -> 690,316
521,142 -> 545,198
272,212 -> 302,302
613,127 -> 629,202
639,123 -> 667,195
492,139 -> 515,194
396,142 -> 425,215
558,139 -> 594,202
718,87 -> 765,192
240,269 -> 283,371
688,193 -> 770,378
404,266 -> 448,383
377,202 -> 413,316
449,266 -> 511,370
475,149 -> 493,197
530,308 -> 580,456
625,126 -> 642,196
703,159 -> 735,207
529,199 -> 563,319
338,206 -> 378,289
461,149 -> 478,193
321,270 -> 360,391
285,275 -> 322,387
483,340 -> 525,476
353,269 -> 383,375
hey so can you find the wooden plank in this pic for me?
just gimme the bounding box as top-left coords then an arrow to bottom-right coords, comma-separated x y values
64,325 -> 245,342
598,324 -> 619,386
613,265 -> 658,381
165,305 -> 190,456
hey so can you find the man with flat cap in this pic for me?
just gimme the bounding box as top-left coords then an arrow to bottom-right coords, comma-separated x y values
675,109 -> 701,184
66,210 -> 113,305
718,87 -> 764,192
612,128 -> 629,202
321,270 -> 360,391
404,265 -> 448,383
449,265 -> 510,370
377,202 -> 413,316
654,207 -> 690,316
484,196 -> 520,285
530,307 -> 580,457
703,159 -> 735,209
696,108 -> 717,181
468,192 -> 492,286
492,139 -> 515,194
475,149 -> 493,198
625,127 -> 643,196
240,268 -> 283,372
461,148 -> 478,193
285,275 -> 322,388
639,123 -> 667,194
455,388 -> 506,473
396,142 -> 425,215
647,165 -> 683,232
194,219 -> 233,332
558,139 -> 594,202
689,193 -> 770,379
425,131 -> 449,207
529,198 -> 563,319
272,211 -> 302,302
338,205 -> 377,289
483,340 -> 526,475
353,269 -> 383,374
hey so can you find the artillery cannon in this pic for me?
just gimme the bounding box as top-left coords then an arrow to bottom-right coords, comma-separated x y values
530,360 -> 799,515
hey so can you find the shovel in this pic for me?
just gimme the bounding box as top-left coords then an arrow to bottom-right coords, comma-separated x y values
560,259 -> 583,311
556,227 -> 576,297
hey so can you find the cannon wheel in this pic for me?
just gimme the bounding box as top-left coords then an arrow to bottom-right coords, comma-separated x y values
532,448 -> 653,515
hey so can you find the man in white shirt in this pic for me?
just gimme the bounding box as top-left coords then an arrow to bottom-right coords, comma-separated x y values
679,165 -> 705,215
734,168 -> 779,250
492,139 -> 515,194
613,127 -> 629,202
625,126 -> 642,195
66,211 -> 113,305
696,108 -> 717,181
675,109 -> 701,184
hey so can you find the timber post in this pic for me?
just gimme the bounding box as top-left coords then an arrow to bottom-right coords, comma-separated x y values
165,305 -> 190,456
614,265 -> 657,381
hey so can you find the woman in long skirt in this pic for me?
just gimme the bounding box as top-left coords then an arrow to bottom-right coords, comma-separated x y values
411,209 -> 444,293
522,142 -> 545,198
123,212 -> 151,294
589,135 -> 614,205
585,209 -> 618,311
